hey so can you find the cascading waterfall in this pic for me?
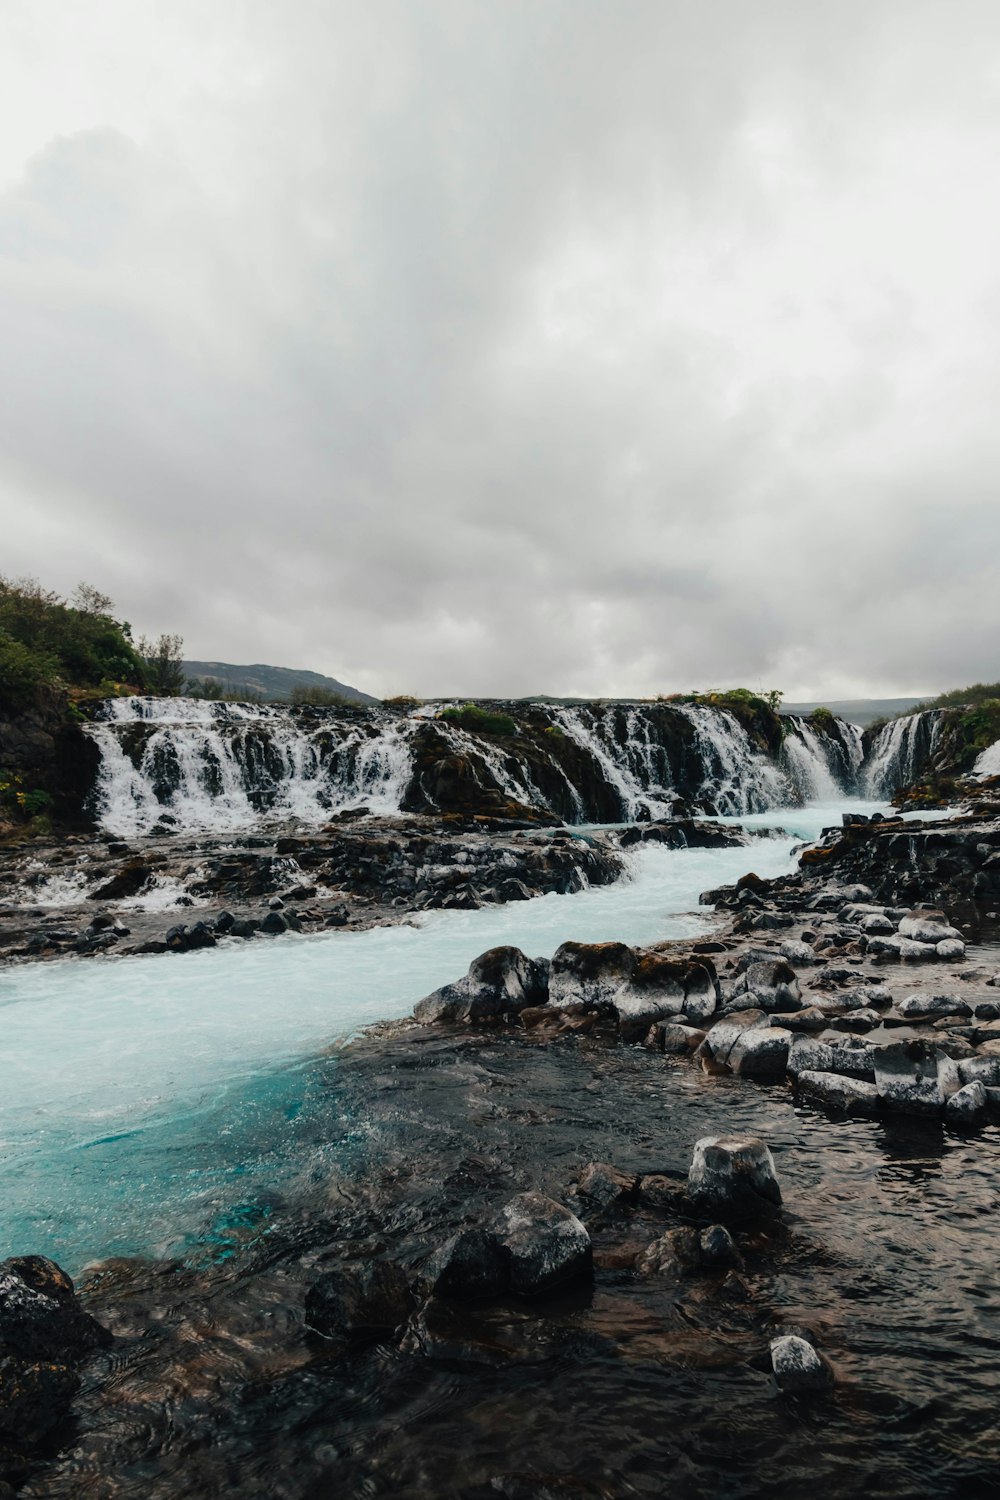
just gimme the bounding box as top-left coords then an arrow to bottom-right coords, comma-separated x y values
675,704 -> 791,815
780,716 -> 864,802
86,699 -> 417,837
553,706 -> 675,820
84,696 -> 896,836
862,711 -> 942,797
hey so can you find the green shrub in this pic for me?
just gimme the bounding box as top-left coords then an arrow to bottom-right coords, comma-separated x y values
289,685 -> 354,707
384,694 -> 422,709
437,704 -> 518,736
0,575 -> 148,699
809,706 -> 836,729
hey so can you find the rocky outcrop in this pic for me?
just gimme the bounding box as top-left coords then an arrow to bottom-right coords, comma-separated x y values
0,690 -> 100,825
0,1256 -> 111,1482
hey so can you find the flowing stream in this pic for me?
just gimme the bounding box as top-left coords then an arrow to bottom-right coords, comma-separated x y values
0,801 -> 879,1273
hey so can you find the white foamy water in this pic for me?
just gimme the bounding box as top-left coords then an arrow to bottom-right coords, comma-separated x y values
973,738 -> 1000,777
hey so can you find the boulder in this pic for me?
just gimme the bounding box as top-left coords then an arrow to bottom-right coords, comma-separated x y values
872,1039 -> 961,1116
698,1009 -> 768,1069
729,1026 -> 792,1081
780,939 -> 819,966
896,994 -> 972,1020
859,913 -> 895,935
936,938 -> 966,960
647,1021 -> 706,1054
796,1070 -> 880,1117
945,1080 -> 989,1129
897,913 -> 964,943
0,1357 -> 80,1444
636,1227 -> 701,1276
305,1261 -> 414,1339
734,959 -> 800,1013
698,1224 -> 743,1269
414,946 -> 547,1024
687,1136 -> 782,1219
547,941 -> 635,1011
958,1055 -> 1000,1087
770,1334 -> 834,1393
494,1193 -> 592,1296
0,1258 -> 110,1363
787,1034 -> 874,1081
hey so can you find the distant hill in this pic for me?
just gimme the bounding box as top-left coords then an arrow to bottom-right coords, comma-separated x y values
781,698 -> 925,726
182,661 -> 379,705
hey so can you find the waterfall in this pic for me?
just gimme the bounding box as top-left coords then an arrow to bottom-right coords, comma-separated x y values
86,698 -> 417,837
83,695 -> 888,837
553,706 -> 675,820
862,711 -> 942,797
973,738 -> 1000,778
780,716 -> 862,801
675,704 -> 791,814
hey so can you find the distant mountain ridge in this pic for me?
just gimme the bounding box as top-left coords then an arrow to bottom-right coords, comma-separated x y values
181,661 -> 379,705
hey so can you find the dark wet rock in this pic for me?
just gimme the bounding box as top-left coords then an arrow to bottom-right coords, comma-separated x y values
164,922 -> 218,952
228,917 -> 260,938
89,858 -> 153,901
0,1357 -> 80,1443
686,1135 -> 782,1220
260,910 -> 289,934
637,1174 -> 686,1211
546,941 -> 718,1040
426,1228 -> 508,1302
576,1162 -> 638,1209
415,946 -> 547,1024
636,1226 -> 701,1276
770,1334 -> 834,1393
214,910 -> 236,933
0,1258 -> 110,1363
647,1021 -> 706,1054
304,1260 -> 414,1340
796,1070 -> 880,1117
494,1193 -> 592,1296
698,1224 -> 743,1269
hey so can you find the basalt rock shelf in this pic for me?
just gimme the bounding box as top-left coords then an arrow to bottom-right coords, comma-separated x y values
0,815 -> 635,963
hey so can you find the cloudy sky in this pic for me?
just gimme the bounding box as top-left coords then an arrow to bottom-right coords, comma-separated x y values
2,1 -> 999,699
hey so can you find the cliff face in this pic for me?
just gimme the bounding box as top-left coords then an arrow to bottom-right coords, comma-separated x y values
0,689 -> 101,825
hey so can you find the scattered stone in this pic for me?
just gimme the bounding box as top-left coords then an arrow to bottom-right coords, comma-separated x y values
728,1026 -> 792,1081
945,1080 -> 989,1129
872,1039 -> 961,1116
698,1224 -> 743,1269
494,1193 -> 592,1296
896,994 -> 972,1020
636,1227 -> 701,1276
770,1334 -> 834,1393
577,1162 -> 638,1209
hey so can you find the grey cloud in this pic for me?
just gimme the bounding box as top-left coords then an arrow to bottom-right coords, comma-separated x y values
2,0 -> 1000,697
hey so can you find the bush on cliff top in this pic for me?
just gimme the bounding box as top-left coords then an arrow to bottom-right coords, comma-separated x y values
0,576 -> 148,709
437,704 -> 518,737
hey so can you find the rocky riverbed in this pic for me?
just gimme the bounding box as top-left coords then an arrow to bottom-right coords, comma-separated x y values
6,798 -> 1000,1497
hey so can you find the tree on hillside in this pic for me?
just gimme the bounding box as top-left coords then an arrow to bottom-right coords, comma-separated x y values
140,633 -> 185,696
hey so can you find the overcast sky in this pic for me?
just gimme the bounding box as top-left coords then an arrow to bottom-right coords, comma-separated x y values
2,1 -> 999,699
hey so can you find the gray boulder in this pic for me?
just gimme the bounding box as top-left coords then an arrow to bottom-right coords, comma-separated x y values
872,1038 -> 961,1116
946,1080 -> 989,1128
787,1034 -> 874,1080
796,1070 -> 879,1117
426,1228 -> 508,1301
414,945 -> 547,1023
896,993 -> 972,1020
734,959 -> 801,1013
687,1135 -> 782,1219
729,1026 -> 792,1081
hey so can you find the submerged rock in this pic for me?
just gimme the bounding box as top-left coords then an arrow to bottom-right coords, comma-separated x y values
305,1261 -> 414,1339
